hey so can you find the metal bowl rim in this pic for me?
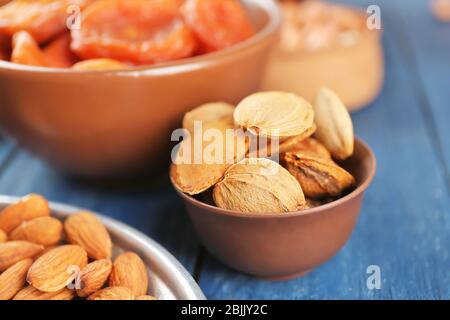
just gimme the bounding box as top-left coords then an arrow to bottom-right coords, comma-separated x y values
0,195 -> 206,300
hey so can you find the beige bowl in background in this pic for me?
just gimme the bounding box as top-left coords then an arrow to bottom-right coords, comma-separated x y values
0,0 -> 281,177
262,5 -> 384,112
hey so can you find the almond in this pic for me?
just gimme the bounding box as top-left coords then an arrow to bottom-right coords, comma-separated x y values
77,259 -> 112,297
281,137 -> 331,160
0,259 -> 33,300
64,212 -> 112,260
0,194 -> 50,233
48,288 -> 76,300
136,295 -> 157,300
213,158 -> 306,213
0,229 -> 6,243
248,124 -> 317,158
171,118 -> 247,195
13,285 -> 76,300
269,124 -> 317,156
234,91 -> 315,139
313,87 -> 354,160
0,241 -> 44,271
35,245 -> 58,259
283,150 -> 355,198
109,252 -> 148,296
87,286 -> 134,300
27,245 -> 88,292
182,102 -> 235,134
10,216 -> 63,246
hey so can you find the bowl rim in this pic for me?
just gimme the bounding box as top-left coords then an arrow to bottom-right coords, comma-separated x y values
0,195 -> 207,300
0,0 -> 282,75
172,137 -> 377,219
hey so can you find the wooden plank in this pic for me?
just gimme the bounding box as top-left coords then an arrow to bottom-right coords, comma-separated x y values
0,135 -> 16,175
0,149 -> 200,272
0,0 -> 448,299
390,0 -> 450,189
197,0 -> 450,299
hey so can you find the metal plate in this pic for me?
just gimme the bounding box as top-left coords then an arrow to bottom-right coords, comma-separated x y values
0,195 -> 206,300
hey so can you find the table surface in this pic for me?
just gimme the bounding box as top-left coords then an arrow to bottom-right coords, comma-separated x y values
0,0 -> 449,300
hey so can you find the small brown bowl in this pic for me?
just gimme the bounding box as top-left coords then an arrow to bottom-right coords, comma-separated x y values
0,0 -> 281,177
262,4 -> 384,112
173,138 -> 376,279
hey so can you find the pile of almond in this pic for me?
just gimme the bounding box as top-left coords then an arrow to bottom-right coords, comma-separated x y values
171,88 -> 356,213
0,194 -> 155,300
280,0 -> 366,53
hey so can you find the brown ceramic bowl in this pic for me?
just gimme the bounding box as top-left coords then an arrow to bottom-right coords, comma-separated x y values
173,138 -> 376,279
0,0 -> 281,177
262,4 -> 384,112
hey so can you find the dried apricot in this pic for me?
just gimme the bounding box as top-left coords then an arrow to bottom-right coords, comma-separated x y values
71,0 -> 197,65
11,31 -> 46,67
0,34 -> 9,60
72,58 -> 127,70
0,0 -> 94,44
181,0 -> 255,53
43,33 -> 78,68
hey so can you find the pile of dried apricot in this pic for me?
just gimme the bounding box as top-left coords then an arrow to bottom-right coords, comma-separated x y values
0,0 -> 255,70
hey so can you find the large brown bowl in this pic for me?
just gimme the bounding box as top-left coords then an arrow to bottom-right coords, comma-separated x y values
173,138 -> 376,279
0,0 -> 281,177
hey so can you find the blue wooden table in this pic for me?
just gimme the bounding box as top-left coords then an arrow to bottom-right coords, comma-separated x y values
0,0 -> 449,299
